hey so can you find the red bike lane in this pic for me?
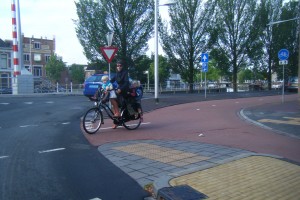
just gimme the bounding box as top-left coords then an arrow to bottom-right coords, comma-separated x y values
82,94 -> 300,163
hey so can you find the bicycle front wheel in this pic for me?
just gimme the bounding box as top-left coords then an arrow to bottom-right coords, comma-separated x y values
121,109 -> 141,130
83,107 -> 103,134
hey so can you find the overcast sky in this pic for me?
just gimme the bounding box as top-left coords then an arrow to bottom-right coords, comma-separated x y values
0,0 -> 172,66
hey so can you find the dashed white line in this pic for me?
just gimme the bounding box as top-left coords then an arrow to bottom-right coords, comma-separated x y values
0,103 -> 10,105
45,101 -> 54,104
0,156 -> 9,159
20,124 -> 39,128
38,148 -> 66,154
24,102 -> 33,104
62,122 -> 70,125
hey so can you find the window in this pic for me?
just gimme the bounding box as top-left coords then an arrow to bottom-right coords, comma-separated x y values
33,66 -> 42,77
1,73 -> 10,88
0,54 -> 8,69
34,42 -> 40,49
45,54 -> 51,62
24,54 -> 30,61
34,54 -> 41,61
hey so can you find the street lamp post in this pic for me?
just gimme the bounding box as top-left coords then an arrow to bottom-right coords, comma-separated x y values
154,0 -> 159,103
154,1 -> 175,103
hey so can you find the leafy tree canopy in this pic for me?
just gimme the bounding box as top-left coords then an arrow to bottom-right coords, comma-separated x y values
74,0 -> 154,69
159,0 -> 214,92
45,54 -> 66,82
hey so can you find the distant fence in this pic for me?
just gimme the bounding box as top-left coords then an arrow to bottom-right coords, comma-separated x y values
0,76 -> 279,95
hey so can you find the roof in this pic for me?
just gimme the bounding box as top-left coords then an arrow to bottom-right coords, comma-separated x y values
0,39 -> 12,48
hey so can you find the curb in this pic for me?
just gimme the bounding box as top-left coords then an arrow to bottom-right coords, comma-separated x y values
239,108 -> 300,140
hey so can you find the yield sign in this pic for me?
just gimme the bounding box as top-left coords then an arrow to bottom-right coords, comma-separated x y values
100,46 -> 118,63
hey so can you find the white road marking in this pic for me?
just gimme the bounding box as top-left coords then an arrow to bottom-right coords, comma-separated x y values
0,156 -> 9,159
20,125 -> 39,128
0,103 -> 10,105
38,148 -> 66,154
62,122 -> 70,125
90,198 -> 102,200
45,101 -> 54,104
24,102 -> 33,104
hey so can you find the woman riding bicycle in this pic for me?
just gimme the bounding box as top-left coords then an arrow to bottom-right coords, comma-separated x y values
110,60 -> 130,128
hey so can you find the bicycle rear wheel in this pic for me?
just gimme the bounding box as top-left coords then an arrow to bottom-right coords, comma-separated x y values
121,109 -> 141,130
83,107 -> 103,134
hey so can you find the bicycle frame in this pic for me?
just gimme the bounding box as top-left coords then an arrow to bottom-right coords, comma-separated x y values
82,88 -> 142,134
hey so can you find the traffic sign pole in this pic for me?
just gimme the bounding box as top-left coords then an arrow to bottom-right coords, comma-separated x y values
200,53 -> 209,99
278,49 -> 289,104
282,64 -> 285,103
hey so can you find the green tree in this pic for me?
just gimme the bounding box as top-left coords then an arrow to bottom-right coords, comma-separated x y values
69,64 -> 85,84
210,0 -> 258,92
45,54 -> 66,82
253,0 -> 282,90
159,0 -> 214,93
238,68 -> 254,83
74,0 -> 154,69
272,1 -> 299,79
131,55 -> 153,84
149,55 -> 170,86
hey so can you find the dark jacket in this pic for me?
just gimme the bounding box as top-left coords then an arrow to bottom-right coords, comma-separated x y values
110,69 -> 130,97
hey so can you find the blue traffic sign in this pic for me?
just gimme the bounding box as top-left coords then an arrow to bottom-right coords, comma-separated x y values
278,49 -> 289,60
201,53 -> 209,63
202,62 -> 208,72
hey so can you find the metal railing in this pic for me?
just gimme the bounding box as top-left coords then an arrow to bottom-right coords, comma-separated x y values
0,77 -> 286,95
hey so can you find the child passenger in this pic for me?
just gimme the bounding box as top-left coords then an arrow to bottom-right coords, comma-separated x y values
128,80 -> 143,121
101,75 -> 117,102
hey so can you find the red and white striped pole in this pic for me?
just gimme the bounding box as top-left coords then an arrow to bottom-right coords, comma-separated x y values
11,0 -> 20,77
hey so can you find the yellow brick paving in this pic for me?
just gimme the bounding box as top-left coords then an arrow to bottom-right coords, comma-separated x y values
113,143 -> 210,166
170,156 -> 300,200
259,117 -> 300,125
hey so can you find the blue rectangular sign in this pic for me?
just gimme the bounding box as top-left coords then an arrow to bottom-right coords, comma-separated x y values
201,53 -> 209,63
202,62 -> 208,72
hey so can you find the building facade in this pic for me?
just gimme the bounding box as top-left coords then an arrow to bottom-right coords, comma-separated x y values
0,39 -> 13,91
0,36 -> 56,91
22,36 -> 55,78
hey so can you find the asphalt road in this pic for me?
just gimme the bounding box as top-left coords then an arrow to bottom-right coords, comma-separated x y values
0,90 -> 298,200
0,95 -> 149,200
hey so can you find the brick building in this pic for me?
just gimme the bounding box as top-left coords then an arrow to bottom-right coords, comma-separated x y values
0,36 -> 56,91
22,36 -> 56,78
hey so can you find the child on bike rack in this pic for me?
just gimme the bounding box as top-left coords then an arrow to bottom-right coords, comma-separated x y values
101,76 -> 117,103
127,80 -> 143,121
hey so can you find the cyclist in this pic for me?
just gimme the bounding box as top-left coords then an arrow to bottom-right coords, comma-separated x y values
110,60 -> 130,128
